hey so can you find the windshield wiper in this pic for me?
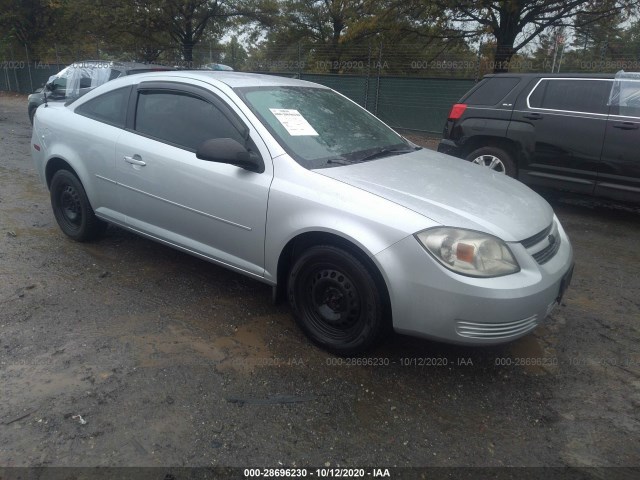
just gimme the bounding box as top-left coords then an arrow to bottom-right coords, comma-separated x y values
326,158 -> 354,166
324,145 -> 421,167
356,146 -> 421,163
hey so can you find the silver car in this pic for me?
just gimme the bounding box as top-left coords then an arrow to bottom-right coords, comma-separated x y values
31,71 -> 574,355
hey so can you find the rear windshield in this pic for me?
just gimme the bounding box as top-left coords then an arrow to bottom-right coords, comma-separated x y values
464,77 -> 521,105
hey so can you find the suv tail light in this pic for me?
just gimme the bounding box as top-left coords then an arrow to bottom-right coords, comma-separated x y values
448,103 -> 467,120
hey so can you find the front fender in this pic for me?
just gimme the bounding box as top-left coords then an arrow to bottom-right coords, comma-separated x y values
263,157 -> 434,283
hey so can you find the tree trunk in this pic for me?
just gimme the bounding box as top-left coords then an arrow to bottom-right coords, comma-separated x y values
493,44 -> 516,73
493,6 -> 522,74
182,40 -> 194,64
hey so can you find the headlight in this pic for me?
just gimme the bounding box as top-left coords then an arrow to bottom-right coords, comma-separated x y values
415,227 -> 520,277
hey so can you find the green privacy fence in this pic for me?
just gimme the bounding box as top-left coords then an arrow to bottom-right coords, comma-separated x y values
0,64 -> 474,134
0,62 -> 61,95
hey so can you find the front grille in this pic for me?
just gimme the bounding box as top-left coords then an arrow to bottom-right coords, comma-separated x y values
455,315 -> 538,339
520,222 -> 561,265
521,224 -> 552,248
532,236 -> 561,264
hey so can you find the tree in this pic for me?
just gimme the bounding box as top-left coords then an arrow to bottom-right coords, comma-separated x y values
573,1 -> 625,60
416,0 -> 633,72
0,0 -> 63,58
221,36 -> 248,69
156,0 -> 228,63
260,0 -> 370,72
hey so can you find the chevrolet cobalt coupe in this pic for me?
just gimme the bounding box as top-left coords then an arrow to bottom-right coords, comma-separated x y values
31,72 -> 574,354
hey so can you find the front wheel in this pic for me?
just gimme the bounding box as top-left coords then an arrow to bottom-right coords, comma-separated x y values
50,169 -> 107,242
466,146 -> 516,177
288,245 -> 387,355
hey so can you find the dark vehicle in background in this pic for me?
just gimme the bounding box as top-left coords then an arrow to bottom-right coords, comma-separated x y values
201,63 -> 234,71
437,73 -> 640,203
27,60 -> 173,124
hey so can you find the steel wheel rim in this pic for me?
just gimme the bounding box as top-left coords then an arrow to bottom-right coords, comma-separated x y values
472,154 -> 506,173
301,265 -> 362,341
59,184 -> 82,228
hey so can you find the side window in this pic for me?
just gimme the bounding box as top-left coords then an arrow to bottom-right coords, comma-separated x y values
613,80 -> 640,118
75,86 -> 130,127
134,90 -> 246,151
464,77 -> 520,105
529,79 -> 611,114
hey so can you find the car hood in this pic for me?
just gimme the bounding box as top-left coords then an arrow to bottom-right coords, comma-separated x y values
314,149 -> 553,242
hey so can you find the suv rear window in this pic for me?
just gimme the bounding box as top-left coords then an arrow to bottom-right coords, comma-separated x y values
464,77 -> 521,105
528,79 -> 611,114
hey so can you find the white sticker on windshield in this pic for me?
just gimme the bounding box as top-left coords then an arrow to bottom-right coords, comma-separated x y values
269,108 -> 319,136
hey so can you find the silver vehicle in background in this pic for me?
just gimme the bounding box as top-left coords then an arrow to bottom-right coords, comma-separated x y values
27,60 -> 173,124
31,71 -> 574,354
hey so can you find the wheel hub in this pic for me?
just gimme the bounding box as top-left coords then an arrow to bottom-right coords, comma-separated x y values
310,269 -> 359,328
472,154 -> 506,173
60,185 -> 82,225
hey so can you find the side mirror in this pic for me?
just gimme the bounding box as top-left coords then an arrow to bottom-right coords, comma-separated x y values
196,138 -> 264,173
45,77 -> 65,98
45,75 -> 57,91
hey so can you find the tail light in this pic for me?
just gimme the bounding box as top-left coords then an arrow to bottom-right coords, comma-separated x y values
448,103 -> 467,120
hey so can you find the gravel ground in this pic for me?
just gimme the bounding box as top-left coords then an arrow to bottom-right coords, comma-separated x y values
1,92 -> 639,474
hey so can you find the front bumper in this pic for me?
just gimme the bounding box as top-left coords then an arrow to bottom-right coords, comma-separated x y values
374,221 -> 574,345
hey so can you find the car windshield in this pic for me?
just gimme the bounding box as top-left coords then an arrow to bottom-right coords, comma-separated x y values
236,86 -> 412,169
49,62 -> 113,99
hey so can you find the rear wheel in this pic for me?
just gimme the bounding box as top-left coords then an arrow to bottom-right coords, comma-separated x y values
50,169 -> 107,242
466,146 -> 516,177
288,245 -> 387,355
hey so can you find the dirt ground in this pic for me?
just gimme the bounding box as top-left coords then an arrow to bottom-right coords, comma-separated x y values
1,92 -> 639,474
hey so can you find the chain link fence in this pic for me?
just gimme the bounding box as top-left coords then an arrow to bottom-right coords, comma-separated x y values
3,41 -> 640,133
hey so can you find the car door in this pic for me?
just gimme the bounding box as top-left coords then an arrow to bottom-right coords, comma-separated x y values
597,77 -> 640,202
510,78 -> 612,194
114,80 -> 272,277
72,85 -> 132,220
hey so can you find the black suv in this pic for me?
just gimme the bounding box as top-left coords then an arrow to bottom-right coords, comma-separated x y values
437,73 -> 640,203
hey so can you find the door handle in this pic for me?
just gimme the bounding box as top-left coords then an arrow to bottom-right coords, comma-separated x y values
523,113 -> 543,120
612,121 -> 639,130
124,155 -> 146,166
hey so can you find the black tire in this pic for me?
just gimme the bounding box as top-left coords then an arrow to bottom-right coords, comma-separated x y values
28,106 -> 36,125
465,146 -> 516,177
50,169 -> 107,242
288,245 -> 387,355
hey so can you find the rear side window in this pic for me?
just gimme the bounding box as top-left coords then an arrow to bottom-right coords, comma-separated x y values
528,79 -> 611,114
464,77 -> 520,105
75,86 -> 130,127
611,79 -> 640,117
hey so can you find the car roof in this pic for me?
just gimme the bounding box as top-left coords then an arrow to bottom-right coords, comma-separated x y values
483,72 -> 618,79
66,60 -> 172,71
140,70 -> 329,89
